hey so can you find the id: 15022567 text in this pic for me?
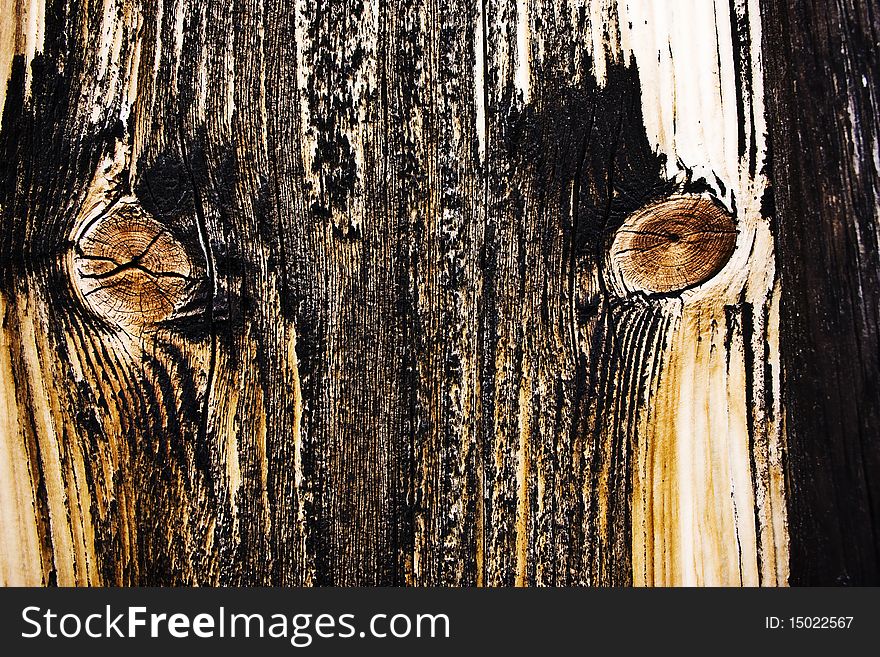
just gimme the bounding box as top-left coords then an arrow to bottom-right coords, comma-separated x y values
765,617 -> 854,630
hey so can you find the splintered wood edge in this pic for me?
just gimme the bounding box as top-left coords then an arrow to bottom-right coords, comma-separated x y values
609,195 -> 738,295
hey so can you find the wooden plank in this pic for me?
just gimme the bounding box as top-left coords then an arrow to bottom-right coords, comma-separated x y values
0,0 -> 868,586
761,0 -> 880,585
616,0 -> 786,586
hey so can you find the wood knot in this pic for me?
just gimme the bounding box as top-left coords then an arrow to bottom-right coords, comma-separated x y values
609,195 -> 737,294
71,200 -> 196,327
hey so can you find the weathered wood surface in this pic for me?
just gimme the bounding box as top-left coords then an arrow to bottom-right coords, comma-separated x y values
762,0 -> 880,585
0,0 -> 874,586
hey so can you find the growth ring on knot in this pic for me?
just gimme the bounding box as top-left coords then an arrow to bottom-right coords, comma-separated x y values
71,200 -> 196,327
609,195 -> 738,294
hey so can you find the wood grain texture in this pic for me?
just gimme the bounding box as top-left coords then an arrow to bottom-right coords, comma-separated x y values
0,0 -> 872,586
761,0 -> 880,585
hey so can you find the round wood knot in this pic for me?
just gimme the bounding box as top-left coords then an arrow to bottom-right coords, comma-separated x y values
71,200 -> 196,327
609,195 -> 737,294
